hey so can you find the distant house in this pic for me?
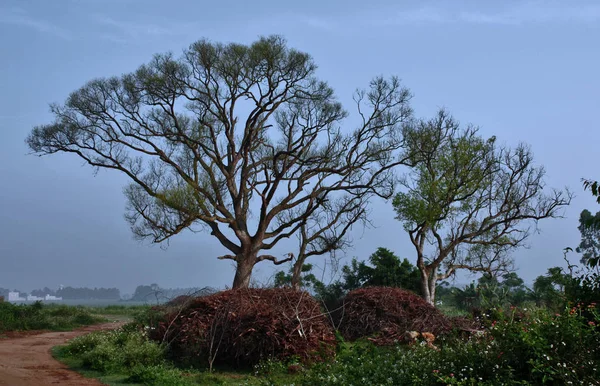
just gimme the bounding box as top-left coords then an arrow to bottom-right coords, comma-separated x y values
8,292 -> 26,301
7,292 -> 62,302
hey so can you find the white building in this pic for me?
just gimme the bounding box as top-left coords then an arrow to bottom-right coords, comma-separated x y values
7,291 -> 63,302
8,292 -> 26,301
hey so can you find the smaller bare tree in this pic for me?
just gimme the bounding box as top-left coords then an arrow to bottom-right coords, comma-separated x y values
393,110 -> 572,304
285,193 -> 368,290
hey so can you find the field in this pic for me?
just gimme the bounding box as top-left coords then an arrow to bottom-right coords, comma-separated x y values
50,292 -> 600,385
1,288 -> 598,385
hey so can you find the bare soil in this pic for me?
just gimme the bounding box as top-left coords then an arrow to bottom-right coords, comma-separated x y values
0,322 -> 123,386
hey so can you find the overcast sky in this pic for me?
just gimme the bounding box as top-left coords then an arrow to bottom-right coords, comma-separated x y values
1,0 -> 599,295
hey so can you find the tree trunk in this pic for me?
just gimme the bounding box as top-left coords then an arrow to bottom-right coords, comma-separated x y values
290,258 -> 303,290
231,255 -> 256,289
420,267 -> 437,305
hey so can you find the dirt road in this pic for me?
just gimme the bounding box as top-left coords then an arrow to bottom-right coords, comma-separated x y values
0,322 -> 123,386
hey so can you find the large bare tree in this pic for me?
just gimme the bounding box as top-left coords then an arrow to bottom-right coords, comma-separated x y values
27,36 -> 413,288
393,110 -> 572,304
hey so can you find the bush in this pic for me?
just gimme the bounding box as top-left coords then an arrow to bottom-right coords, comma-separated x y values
64,327 -> 164,373
127,364 -> 192,386
338,287 -> 474,345
481,304 -> 600,384
150,288 -> 336,368
303,304 -> 600,385
0,302 -> 103,332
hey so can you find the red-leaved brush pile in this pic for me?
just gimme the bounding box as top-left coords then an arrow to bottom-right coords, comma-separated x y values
150,288 -> 336,368
339,287 -> 459,345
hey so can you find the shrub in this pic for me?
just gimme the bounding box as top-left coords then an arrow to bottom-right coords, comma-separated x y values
150,288 -> 336,368
482,304 -> 600,384
63,331 -> 107,356
303,304 -> 600,385
64,327 -> 164,373
0,302 -> 102,332
80,340 -> 122,372
127,364 -> 192,386
338,287 -> 474,345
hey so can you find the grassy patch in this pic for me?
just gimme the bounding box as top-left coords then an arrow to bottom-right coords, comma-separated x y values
87,304 -> 151,323
53,324 -> 304,385
89,305 -> 150,317
53,303 -> 600,385
0,302 -> 105,333
52,346 -> 141,386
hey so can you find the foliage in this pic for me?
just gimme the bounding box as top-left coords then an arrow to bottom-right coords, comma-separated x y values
528,258 -> 599,314
529,267 -> 571,310
275,248 -> 421,295
273,263 -> 323,292
303,304 -> 600,385
393,111 -> 571,303
445,272 -> 530,312
130,283 -> 161,302
576,209 -> 600,268
61,327 -> 164,373
150,288 -> 336,368
127,364 -> 193,386
583,178 -> 600,204
341,248 -> 421,293
0,302 -> 104,333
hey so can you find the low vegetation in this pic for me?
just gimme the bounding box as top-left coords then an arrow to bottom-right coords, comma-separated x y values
38,180 -> 600,383
0,302 -> 104,333
53,299 -> 600,385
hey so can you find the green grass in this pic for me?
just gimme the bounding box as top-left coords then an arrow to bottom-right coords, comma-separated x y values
53,345 -> 293,386
52,325 -> 304,386
52,347 -> 142,386
86,304 -> 151,324
88,305 -> 150,317
0,302 -> 106,333
436,303 -> 470,317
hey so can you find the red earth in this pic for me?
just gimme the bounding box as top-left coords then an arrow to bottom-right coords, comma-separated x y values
0,322 -> 123,386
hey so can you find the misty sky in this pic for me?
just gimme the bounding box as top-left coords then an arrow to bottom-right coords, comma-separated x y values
1,0 -> 599,295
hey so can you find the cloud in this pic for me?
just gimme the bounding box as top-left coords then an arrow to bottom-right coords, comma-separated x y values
0,7 -> 72,40
92,15 -> 202,43
284,1 -> 600,31
382,2 -> 600,26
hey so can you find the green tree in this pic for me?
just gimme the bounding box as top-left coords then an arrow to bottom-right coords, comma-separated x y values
576,209 -> 600,268
340,247 -> 421,292
273,263 -> 321,291
530,267 -> 571,309
393,111 -> 571,304
27,36 -> 413,289
583,179 -> 600,205
476,272 -> 528,309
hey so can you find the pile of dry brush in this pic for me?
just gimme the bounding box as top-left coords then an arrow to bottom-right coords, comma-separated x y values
147,286 -> 479,368
338,287 -> 478,345
149,288 -> 336,368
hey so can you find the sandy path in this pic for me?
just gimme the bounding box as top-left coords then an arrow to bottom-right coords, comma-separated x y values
0,322 -> 123,386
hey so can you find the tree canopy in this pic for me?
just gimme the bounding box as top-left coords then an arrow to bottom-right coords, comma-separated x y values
577,209 -> 600,267
27,35 -> 413,288
393,111 -> 571,303
340,247 -> 420,292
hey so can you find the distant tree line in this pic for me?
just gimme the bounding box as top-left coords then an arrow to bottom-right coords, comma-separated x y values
29,286 -> 121,300
276,232 -> 598,313
128,284 -> 216,302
